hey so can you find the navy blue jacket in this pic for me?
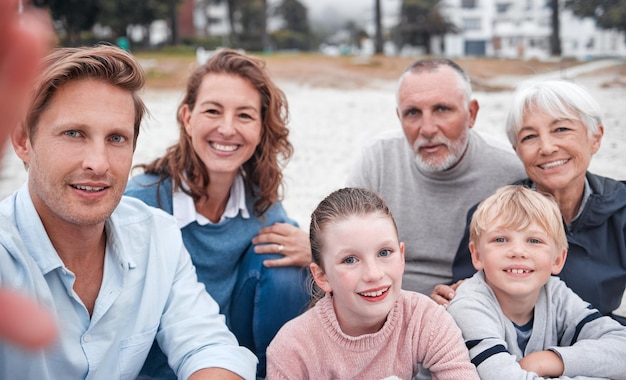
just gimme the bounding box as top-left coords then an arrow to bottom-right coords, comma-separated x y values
452,173 -> 626,325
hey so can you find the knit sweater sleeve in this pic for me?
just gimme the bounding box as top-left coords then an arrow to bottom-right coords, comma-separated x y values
409,292 -> 480,379
265,306 -> 315,379
448,273 -> 552,380
547,278 -> 626,379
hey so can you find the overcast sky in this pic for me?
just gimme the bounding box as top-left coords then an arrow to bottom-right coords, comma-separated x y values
297,0 -> 401,26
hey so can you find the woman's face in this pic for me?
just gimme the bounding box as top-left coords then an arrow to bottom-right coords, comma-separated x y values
182,73 -> 262,179
514,108 -> 603,195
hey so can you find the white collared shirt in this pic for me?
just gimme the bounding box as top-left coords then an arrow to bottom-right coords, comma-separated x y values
172,173 -> 250,228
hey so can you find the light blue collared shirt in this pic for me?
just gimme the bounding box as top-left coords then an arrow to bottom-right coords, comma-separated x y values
173,173 -> 250,228
0,183 -> 257,380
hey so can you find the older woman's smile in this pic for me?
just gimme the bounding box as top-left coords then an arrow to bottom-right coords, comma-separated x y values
539,159 -> 569,170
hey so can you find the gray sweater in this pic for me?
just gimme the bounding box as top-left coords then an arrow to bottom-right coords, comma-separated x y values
448,272 -> 626,379
347,129 -> 525,294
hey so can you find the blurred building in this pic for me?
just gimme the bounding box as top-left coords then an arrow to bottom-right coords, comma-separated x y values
435,0 -> 626,60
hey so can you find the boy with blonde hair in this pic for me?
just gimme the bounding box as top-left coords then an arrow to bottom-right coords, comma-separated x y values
448,185 -> 626,379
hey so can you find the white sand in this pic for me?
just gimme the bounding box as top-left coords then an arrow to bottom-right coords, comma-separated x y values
1,64 -> 625,315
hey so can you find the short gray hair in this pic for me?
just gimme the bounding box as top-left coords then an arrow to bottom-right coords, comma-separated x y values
396,58 -> 473,104
506,79 -> 602,147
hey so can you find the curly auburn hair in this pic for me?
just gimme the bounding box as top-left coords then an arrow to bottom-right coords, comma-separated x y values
137,48 -> 293,216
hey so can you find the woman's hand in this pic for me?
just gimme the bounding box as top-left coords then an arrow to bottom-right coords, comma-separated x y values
430,280 -> 464,307
252,223 -> 312,268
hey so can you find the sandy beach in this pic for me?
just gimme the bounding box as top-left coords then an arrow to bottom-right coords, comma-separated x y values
1,54 -> 625,314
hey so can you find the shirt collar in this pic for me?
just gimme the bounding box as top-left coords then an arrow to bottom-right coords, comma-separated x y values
172,173 -> 250,228
571,177 -> 592,223
14,183 -> 136,275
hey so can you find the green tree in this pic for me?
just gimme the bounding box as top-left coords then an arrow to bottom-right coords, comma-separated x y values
396,0 -> 456,54
274,0 -> 308,34
565,0 -> 626,35
97,0 -> 181,44
34,0 -> 99,45
272,0 -> 310,50
237,0 -> 267,51
35,0 -> 182,46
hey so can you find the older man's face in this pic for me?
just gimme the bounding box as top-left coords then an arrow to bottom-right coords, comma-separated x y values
396,67 -> 478,172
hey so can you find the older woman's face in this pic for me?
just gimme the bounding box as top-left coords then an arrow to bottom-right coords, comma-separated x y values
514,109 -> 603,195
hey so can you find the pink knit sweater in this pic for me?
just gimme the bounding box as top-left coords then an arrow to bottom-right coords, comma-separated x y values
266,290 -> 478,379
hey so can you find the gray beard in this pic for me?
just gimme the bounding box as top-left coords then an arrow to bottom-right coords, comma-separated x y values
413,131 -> 469,173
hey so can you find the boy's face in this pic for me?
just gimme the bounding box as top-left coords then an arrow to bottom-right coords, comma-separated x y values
310,213 -> 405,337
470,220 -> 567,305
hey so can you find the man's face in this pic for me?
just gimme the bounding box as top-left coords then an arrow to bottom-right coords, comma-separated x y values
13,78 -> 136,229
396,67 -> 478,172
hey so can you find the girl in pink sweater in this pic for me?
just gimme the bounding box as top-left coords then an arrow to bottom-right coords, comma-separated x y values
266,188 -> 478,379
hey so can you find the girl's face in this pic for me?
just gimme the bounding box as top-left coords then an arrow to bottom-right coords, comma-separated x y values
181,73 -> 262,181
310,213 -> 405,337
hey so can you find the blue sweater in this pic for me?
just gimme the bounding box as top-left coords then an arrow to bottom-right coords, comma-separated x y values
125,174 -> 297,318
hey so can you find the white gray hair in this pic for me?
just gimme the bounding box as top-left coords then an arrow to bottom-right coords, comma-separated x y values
506,79 -> 603,147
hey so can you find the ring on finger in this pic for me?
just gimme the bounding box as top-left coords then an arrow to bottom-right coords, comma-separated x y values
278,244 -> 284,253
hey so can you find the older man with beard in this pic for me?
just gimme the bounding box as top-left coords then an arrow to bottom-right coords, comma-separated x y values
347,58 -> 526,297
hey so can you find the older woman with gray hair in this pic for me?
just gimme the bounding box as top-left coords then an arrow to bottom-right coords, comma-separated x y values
438,79 -> 626,325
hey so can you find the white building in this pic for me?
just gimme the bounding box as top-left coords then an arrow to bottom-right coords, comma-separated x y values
438,0 -> 626,60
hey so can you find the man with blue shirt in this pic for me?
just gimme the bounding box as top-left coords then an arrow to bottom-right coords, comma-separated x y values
0,45 -> 256,379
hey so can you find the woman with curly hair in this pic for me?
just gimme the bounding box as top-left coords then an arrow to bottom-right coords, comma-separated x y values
126,48 -> 310,378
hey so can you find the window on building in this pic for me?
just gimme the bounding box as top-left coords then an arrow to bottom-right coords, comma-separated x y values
463,18 -> 482,31
462,0 -> 478,9
496,2 -> 511,13
539,17 -> 550,27
525,0 -> 532,10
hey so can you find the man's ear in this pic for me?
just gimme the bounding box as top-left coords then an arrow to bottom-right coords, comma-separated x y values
468,99 -> 479,129
310,262 -> 332,294
551,248 -> 568,275
11,124 -> 30,165
469,241 -> 484,271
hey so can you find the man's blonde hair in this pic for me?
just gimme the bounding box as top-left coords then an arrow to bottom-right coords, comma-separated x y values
470,185 -> 568,252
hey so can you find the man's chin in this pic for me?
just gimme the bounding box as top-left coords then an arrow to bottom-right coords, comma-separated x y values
415,157 -> 452,172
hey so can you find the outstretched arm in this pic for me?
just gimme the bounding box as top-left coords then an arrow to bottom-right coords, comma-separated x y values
0,0 -> 55,350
